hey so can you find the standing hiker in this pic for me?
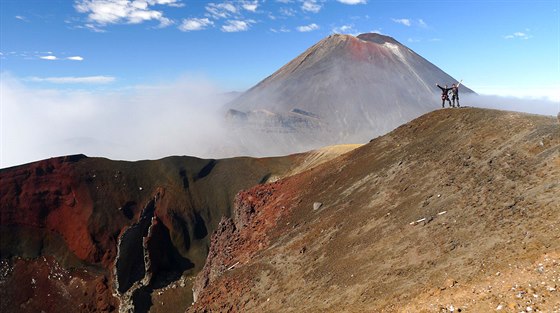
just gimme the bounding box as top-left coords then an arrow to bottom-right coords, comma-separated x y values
451,82 -> 461,107
436,84 -> 452,108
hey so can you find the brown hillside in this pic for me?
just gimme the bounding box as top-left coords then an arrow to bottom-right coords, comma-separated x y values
190,108 -> 560,312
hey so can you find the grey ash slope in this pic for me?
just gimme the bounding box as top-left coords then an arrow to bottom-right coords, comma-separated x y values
225,33 -> 475,156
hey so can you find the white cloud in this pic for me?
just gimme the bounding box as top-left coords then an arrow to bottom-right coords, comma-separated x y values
75,0 -> 135,24
463,94 -> 559,116
156,16 -> 174,28
83,23 -> 106,32
132,1 -> 148,10
221,19 -> 253,32
27,76 -> 116,84
418,19 -> 427,28
297,23 -> 319,32
337,0 -> 366,4
179,18 -> 214,31
302,0 -> 322,13
332,24 -> 355,34
0,73 -> 232,168
148,0 -> 183,6
39,55 -> 87,61
279,7 -> 296,17
74,0 -> 177,28
505,31 -> 531,40
206,2 -> 238,19
15,15 -> 29,22
270,26 -> 290,33
468,85 -> 560,103
392,18 -> 411,26
128,10 -> 163,24
242,0 -> 259,12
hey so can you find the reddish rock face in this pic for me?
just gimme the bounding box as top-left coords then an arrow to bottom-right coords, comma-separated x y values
344,35 -> 393,63
191,178 -> 309,311
0,154 -> 299,312
1,155 -> 103,264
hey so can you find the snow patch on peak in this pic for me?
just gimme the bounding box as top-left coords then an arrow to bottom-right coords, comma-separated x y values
384,42 -> 432,93
383,42 -> 404,61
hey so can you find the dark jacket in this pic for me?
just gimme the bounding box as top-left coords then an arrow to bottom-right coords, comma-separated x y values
451,86 -> 459,96
437,84 -> 452,99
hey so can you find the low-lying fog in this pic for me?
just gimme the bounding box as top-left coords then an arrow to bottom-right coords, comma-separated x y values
1,72 -> 558,168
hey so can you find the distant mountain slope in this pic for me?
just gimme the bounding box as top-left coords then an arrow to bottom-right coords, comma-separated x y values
224,33 -> 475,156
191,108 -> 559,312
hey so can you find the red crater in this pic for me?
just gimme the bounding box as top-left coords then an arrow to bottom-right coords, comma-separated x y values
0,155 -> 102,264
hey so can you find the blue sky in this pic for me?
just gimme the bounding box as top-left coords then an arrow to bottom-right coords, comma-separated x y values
1,0 -> 559,97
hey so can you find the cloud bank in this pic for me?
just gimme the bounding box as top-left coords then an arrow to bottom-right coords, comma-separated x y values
2,72 -> 557,169
0,73 -> 232,168
462,94 -> 559,117
28,75 -> 115,84
74,0 -> 179,27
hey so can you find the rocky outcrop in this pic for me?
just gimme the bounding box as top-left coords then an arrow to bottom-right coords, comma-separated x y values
114,191 -> 194,313
192,181 -> 292,304
115,197 -> 157,295
191,216 -> 236,303
0,256 -> 118,313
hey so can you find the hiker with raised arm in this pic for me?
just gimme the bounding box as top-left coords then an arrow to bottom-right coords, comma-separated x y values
436,83 -> 452,108
451,81 -> 461,107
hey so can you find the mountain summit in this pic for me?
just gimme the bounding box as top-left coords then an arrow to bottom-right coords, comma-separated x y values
225,33 -> 474,155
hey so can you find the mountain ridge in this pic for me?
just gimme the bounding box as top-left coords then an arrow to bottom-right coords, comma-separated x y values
191,107 -> 559,312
